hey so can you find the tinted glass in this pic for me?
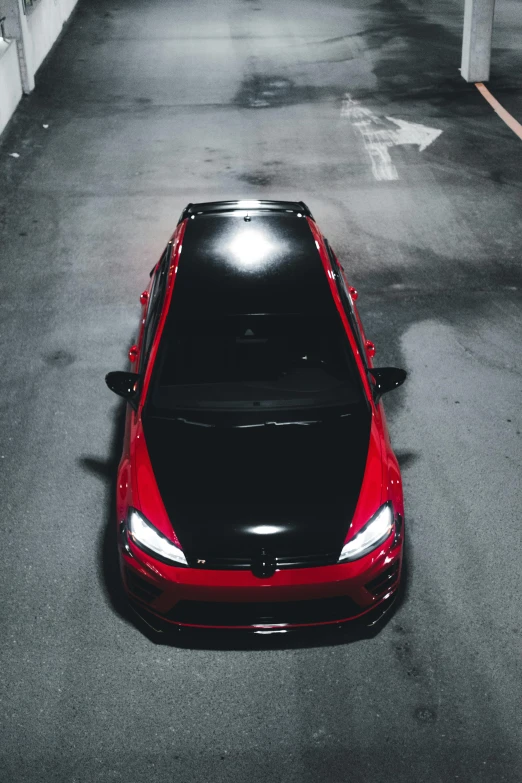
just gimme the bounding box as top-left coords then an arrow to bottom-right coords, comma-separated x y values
139,248 -> 170,373
325,242 -> 368,367
148,314 -> 363,413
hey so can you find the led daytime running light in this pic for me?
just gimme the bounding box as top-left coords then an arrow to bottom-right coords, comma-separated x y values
339,503 -> 394,562
127,508 -> 188,566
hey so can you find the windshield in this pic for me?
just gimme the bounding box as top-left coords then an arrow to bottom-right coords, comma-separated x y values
147,313 -> 363,413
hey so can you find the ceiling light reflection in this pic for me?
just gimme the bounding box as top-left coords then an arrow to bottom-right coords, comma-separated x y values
237,200 -> 262,209
228,230 -> 276,269
248,524 -> 282,535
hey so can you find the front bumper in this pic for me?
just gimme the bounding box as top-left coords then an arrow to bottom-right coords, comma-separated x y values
119,530 -> 403,632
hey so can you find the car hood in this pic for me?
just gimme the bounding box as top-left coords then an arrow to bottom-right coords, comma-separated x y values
141,407 -> 372,565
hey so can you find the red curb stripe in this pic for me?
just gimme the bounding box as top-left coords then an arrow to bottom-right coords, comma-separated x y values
475,82 -> 522,140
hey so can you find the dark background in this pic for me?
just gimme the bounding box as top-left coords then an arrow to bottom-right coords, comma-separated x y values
1,1 -> 521,780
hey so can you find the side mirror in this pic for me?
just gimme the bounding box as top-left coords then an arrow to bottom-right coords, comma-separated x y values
105,371 -> 140,409
370,367 -> 406,404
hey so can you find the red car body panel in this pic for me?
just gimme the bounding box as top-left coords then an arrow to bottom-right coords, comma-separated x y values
120,540 -> 402,630
112,203 -> 405,632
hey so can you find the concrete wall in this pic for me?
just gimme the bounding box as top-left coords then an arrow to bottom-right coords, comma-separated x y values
26,0 -> 78,74
0,0 -> 78,139
0,38 -> 23,137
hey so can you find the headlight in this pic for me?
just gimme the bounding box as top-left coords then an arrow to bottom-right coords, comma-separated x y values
127,508 -> 188,566
339,503 -> 394,562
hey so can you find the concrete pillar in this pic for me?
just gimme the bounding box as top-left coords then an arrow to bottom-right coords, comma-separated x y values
461,0 -> 496,82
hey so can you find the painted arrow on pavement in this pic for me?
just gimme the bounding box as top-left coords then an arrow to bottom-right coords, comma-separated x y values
386,116 -> 443,152
341,94 -> 443,180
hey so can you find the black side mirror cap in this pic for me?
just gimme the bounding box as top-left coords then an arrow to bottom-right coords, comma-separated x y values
370,367 -> 407,404
105,371 -> 140,409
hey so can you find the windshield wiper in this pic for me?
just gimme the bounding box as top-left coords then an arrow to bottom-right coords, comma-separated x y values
171,417 -> 316,428
262,420 -> 320,427
173,417 -> 215,427
260,411 -> 352,426
161,410 -> 353,427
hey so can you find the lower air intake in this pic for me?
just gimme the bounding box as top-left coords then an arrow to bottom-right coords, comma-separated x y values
365,562 -> 400,597
125,569 -> 163,604
166,595 -> 361,627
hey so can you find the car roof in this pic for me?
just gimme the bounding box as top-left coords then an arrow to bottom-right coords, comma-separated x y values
171,201 -> 336,317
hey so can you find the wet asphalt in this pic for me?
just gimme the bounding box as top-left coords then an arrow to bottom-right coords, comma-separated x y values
1,0 -> 521,781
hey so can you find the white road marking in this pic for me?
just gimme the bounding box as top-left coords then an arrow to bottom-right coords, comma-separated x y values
386,116 -> 443,152
341,94 -> 442,181
341,94 -> 398,180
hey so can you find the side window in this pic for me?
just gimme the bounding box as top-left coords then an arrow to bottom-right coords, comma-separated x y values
139,245 -> 171,374
325,241 -> 368,369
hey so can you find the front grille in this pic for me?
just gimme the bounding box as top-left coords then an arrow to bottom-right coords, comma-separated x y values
365,562 -> 400,597
189,552 -> 339,570
165,595 -> 361,627
125,569 -> 163,604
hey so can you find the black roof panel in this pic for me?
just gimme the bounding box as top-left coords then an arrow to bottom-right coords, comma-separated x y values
172,211 -> 333,316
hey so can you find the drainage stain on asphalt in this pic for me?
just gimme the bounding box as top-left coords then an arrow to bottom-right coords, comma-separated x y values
237,171 -> 275,186
414,707 -> 437,723
235,75 -> 332,108
44,350 -> 76,368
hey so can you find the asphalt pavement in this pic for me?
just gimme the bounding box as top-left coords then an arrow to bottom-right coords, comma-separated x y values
1,1 -> 521,781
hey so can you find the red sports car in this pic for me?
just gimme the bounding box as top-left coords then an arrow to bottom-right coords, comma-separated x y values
106,200 -> 406,634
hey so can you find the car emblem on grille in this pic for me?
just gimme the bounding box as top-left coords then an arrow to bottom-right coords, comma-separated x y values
251,548 -> 277,579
